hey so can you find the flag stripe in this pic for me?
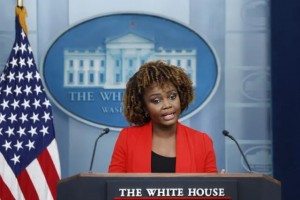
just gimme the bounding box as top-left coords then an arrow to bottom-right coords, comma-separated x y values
0,175 -> 15,200
27,158 -> 52,200
48,140 -> 61,178
37,145 -> 60,199
18,170 -> 39,200
0,153 -> 25,200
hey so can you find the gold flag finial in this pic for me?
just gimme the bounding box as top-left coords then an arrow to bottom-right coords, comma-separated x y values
15,6 -> 28,36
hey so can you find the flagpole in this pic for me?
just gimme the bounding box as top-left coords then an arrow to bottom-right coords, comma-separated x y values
17,0 -> 23,7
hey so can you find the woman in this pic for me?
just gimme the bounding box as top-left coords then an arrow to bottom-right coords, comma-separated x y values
108,60 -> 217,173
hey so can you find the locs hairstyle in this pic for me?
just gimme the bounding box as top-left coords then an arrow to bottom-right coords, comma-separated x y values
123,60 -> 194,126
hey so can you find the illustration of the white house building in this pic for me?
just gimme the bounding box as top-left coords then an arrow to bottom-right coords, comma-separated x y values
64,32 -> 197,88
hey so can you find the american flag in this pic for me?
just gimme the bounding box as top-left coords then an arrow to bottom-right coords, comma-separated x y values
0,7 -> 61,200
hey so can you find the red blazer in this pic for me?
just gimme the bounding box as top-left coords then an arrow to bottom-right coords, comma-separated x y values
108,121 -> 217,173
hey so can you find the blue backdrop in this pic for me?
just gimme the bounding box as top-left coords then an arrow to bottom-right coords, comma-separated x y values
271,0 -> 300,199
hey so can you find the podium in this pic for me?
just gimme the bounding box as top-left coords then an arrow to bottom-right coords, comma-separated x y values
57,173 -> 281,200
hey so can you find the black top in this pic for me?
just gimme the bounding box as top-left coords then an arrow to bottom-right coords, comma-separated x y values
151,151 -> 176,173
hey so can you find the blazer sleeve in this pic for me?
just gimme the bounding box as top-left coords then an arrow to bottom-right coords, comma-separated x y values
108,128 -> 128,172
203,134 -> 218,173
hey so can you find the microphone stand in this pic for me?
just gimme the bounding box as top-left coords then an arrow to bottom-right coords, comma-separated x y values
89,128 -> 110,173
222,130 -> 253,173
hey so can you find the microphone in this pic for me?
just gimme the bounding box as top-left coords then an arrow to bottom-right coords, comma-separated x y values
89,128 -> 110,173
222,130 -> 253,173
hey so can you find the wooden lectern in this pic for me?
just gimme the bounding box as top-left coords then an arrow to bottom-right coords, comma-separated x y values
57,173 -> 281,200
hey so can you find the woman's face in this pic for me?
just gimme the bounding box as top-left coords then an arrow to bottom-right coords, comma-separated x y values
143,82 -> 181,128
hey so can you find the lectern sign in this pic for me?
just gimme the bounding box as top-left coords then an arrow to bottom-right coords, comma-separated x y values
116,187 -> 227,197
107,180 -> 237,200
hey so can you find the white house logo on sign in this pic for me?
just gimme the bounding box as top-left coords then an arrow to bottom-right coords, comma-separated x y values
42,13 -> 220,130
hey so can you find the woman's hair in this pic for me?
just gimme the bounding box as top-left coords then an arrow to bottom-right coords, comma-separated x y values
123,60 -> 194,126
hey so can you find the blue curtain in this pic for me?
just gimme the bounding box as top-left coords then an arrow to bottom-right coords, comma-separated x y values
271,1 -> 300,199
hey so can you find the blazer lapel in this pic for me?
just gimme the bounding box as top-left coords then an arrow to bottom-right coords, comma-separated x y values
134,122 -> 152,172
175,123 -> 194,172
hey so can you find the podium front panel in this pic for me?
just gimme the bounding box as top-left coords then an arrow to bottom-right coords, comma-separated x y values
57,173 -> 281,200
